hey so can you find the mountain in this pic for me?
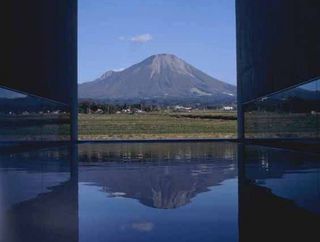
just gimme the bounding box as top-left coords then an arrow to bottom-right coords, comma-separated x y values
78,54 -> 236,104
0,88 -> 26,99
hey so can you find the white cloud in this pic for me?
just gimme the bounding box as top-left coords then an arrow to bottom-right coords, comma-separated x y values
130,33 -> 153,43
131,222 -> 154,232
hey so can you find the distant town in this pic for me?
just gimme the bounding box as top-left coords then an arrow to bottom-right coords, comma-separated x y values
78,101 -> 236,115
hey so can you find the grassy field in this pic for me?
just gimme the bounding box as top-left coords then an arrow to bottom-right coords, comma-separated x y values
245,112 -> 319,138
78,110 -> 237,140
0,114 -> 70,141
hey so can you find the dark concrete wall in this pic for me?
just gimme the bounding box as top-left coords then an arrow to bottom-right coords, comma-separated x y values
2,0 -> 77,105
2,0 -> 77,141
236,0 -> 320,103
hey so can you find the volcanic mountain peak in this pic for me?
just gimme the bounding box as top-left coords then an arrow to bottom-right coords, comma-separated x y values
78,54 -> 236,104
146,54 -> 192,76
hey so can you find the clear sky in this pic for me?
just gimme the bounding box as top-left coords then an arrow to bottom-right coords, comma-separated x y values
78,0 -> 236,85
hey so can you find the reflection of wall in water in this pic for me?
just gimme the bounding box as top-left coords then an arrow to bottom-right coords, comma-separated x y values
243,145 -> 320,213
238,145 -> 320,241
0,146 -> 78,242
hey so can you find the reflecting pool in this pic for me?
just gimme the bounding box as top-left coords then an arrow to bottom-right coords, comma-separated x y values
78,142 -> 238,242
0,142 -> 319,242
0,145 -> 78,242
239,145 -> 320,242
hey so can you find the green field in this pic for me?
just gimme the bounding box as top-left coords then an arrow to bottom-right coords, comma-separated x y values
0,114 -> 70,141
245,112 -> 319,138
78,111 -> 237,140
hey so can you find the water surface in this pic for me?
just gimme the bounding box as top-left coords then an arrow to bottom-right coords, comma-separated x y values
78,142 -> 238,242
0,142 -> 319,242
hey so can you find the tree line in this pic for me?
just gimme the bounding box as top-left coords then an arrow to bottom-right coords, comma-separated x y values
78,101 -> 160,114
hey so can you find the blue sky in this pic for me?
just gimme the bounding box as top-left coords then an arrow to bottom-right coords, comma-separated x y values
78,0 -> 236,84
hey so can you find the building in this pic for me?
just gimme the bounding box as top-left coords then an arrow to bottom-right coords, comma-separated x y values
1,0 -> 319,143
237,2 -> 320,241
1,1 -> 320,242
223,106 -> 234,111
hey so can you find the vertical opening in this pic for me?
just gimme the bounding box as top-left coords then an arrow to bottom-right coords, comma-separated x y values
78,0 -> 237,140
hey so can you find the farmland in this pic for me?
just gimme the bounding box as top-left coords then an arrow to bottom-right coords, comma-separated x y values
78,110 -> 237,140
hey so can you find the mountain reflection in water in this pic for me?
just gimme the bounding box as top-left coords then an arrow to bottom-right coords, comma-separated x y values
1,142 -> 319,242
79,142 -> 237,209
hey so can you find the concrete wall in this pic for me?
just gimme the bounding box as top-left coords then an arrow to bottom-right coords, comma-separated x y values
2,0 -> 77,105
2,0 -> 77,141
236,0 -> 320,103
236,0 -> 320,138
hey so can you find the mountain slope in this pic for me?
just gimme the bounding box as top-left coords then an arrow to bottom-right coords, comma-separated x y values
78,54 -> 236,104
